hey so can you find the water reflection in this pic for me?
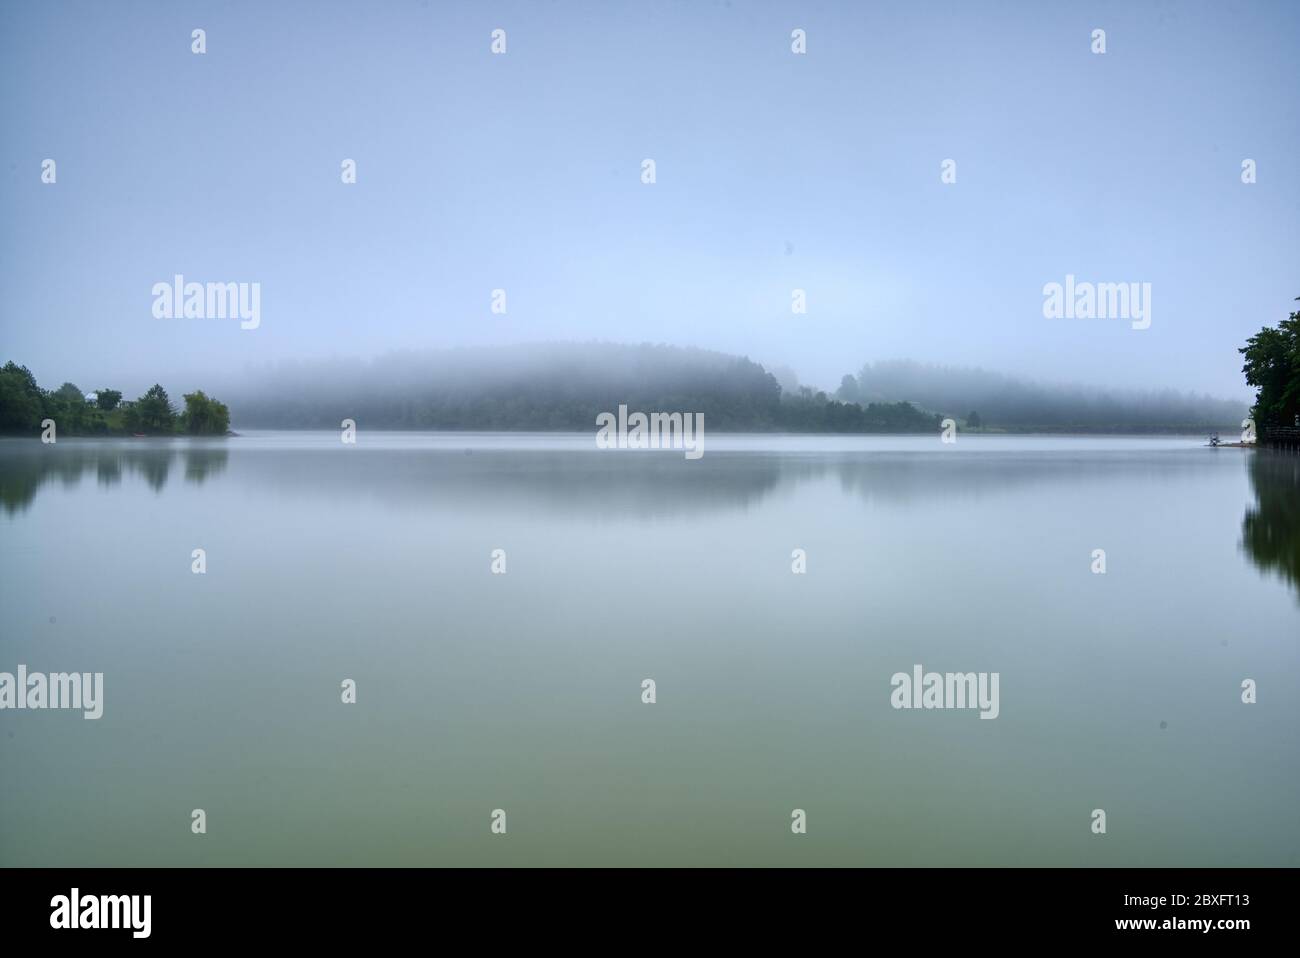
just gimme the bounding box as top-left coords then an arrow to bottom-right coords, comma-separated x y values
0,442 -> 229,514
0,437 -> 1251,517
1241,451 -> 1300,600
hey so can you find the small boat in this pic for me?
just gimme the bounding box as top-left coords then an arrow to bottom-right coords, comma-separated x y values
1208,433 -> 1220,447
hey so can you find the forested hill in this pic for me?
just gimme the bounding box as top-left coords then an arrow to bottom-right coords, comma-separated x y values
220,344 -> 938,433
10,344 -> 1246,436
839,360 -> 1246,432
211,343 -> 1246,434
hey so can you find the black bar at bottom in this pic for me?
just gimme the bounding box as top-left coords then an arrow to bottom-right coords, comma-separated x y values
0,867 -> 1286,944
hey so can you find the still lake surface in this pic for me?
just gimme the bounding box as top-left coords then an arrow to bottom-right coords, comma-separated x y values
1,432 -> 1297,866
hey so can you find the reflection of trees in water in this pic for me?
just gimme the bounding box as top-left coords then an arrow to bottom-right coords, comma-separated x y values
1241,451 -> 1300,601
8,444 -> 1299,598
1,443 -> 1242,520
96,455 -> 122,488
0,443 -> 229,514
222,450 -> 1185,517
138,452 -> 172,492
232,449 -> 794,518
5,445 -> 799,517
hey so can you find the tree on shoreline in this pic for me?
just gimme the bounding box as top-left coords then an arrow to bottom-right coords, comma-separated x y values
1240,297 -> 1300,429
181,391 -> 231,435
125,384 -> 177,434
53,382 -> 85,404
0,362 -> 44,431
0,361 -> 229,436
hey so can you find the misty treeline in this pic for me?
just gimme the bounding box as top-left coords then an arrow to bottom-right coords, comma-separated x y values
222,344 -> 938,432
4,343 -> 1248,435
837,360 -> 1245,431
0,361 -> 230,436
218,343 -> 1241,433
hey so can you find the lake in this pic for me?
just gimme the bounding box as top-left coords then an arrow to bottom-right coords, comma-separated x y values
1,432 -> 1297,866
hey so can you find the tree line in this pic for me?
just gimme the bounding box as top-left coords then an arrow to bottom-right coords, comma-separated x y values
0,362 -> 230,436
1239,297 -> 1300,431
223,344 -> 941,433
834,361 -> 1245,432
223,341 -> 1242,434
15,315 -> 1284,437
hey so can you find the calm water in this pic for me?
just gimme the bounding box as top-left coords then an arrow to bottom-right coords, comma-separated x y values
1,433 -> 1297,866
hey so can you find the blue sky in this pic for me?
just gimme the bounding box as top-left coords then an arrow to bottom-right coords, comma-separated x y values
1,0 -> 1296,399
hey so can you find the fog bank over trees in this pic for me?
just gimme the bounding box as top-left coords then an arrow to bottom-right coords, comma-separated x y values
215,344 -> 936,433
838,360 -> 1246,431
209,343 -> 1245,433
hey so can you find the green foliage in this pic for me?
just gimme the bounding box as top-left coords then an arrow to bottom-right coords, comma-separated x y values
181,390 -> 231,435
967,410 -> 982,428
1240,298 -> 1300,428
53,382 -> 84,403
0,364 -> 229,437
0,361 -> 44,432
45,397 -> 105,434
124,384 -> 177,434
43,381 -> 110,434
0,373 -> 102,436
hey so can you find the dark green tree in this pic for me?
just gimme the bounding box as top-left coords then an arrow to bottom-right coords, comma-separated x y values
1240,298 -> 1300,428
95,389 -> 123,411
967,410 -> 982,428
52,382 -> 85,403
181,391 -> 231,435
44,381 -> 105,434
0,361 -> 44,432
128,384 -> 177,433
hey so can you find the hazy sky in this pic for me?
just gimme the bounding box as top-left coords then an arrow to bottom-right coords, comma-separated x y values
2,0 -> 1296,399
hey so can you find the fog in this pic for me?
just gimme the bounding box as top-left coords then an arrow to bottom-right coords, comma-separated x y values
4,2 -> 1297,405
186,343 -> 1242,431
843,359 -> 1247,430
